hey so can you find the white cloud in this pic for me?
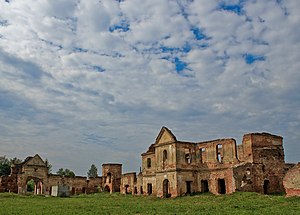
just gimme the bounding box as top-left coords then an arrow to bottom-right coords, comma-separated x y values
0,0 -> 299,175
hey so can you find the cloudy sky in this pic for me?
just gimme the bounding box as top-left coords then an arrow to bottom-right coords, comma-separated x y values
0,0 -> 299,176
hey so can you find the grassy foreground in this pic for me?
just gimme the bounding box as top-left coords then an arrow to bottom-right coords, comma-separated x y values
0,192 -> 299,215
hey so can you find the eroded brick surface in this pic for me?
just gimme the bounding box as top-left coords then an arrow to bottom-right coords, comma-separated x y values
283,163 -> 300,197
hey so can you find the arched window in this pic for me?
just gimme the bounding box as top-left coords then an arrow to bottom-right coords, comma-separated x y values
147,158 -> 151,168
163,150 -> 168,169
163,150 -> 168,162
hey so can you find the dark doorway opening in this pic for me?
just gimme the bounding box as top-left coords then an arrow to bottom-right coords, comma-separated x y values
134,187 -> 137,194
147,183 -> 152,195
140,186 -> 143,195
201,180 -> 209,193
125,185 -> 129,194
163,179 -> 170,198
263,180 -> 270,194
104,185 -> 110,193
186,181 -> 192,195
218,179 -> 226,194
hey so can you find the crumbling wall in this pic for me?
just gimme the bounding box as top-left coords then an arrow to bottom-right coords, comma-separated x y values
120,172 -> 136,194
283,163 -> 300,197
154,172 -> 177,197
102,164 -> 122,193
139,127 -> 290,197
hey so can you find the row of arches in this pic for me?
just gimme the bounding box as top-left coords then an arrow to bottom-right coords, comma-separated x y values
25,178 -> 43,195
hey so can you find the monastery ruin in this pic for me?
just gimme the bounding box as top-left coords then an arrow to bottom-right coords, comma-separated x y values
0,127 -> 299,197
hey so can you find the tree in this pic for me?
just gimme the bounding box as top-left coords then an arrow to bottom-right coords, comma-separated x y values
0,156 -> 11,176
45,159 -> 52,174
64,168 -> 75,177
57,168 -> 64,176
11,157 -> 22,165
56,168 -> 75,177
87,164 -> 98,178
27,179 -> 35,192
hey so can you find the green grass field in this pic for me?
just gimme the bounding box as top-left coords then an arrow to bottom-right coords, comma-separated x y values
0,192 -> 299,215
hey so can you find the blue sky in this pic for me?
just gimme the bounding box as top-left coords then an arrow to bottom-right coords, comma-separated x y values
0,0 -> 299,176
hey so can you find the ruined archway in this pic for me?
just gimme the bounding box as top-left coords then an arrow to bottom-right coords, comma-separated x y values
26,177 -> 43,195
104,185 -> 110,193
163,179 -> 170,198
26,179 -> 34,192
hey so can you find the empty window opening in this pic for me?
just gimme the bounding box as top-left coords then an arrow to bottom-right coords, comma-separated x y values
163,179 -> 170,198
163,150 -> 168,161
263,180 -> 270,194
217,153 -> 222,163
163,150 -> 168,169
147,183 -> 152,195
185,149 -> 192,164
218,179 -> 226,194
107,172 -> 112,183
147,158 -> 151,168
201,180 -> 209,193
216,144 -> 223,163
186,181 -> 192,195
200,148 -> 206,163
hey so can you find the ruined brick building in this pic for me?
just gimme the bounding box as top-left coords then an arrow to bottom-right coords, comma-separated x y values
120,127 -> 296,197
0,127 -> 298,197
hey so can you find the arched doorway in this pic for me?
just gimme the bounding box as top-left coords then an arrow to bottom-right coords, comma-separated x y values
27,179 -> 35,193
125,185 -> 130,194
104,185 -> 110,193
26,177 -> 43,195
163,179 -> 170,198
